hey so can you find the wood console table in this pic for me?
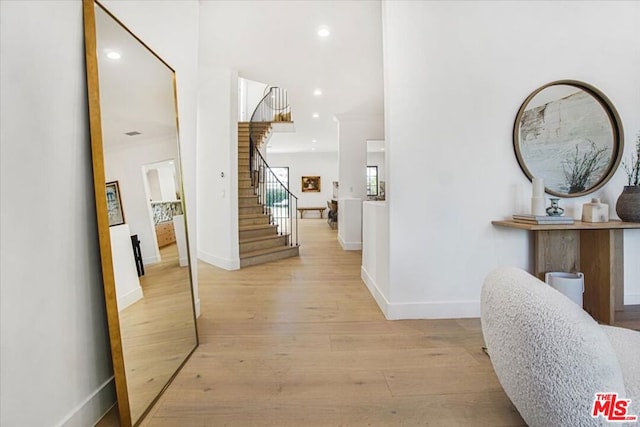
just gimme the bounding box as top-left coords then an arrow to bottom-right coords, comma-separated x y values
492,220 -> 640,325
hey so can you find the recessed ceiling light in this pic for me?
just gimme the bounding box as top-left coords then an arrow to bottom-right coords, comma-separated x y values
317,26 -> 330,37
106,51 -> 121,60
312,113 -> 319,118
312,139 -> 317,143
313,88 -> 323,96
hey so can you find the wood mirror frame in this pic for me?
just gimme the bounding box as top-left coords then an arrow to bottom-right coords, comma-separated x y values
513,80 -> 624,198
83,1 -> 198,425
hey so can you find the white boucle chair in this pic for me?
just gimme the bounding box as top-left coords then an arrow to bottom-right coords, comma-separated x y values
481,267 -> 640,427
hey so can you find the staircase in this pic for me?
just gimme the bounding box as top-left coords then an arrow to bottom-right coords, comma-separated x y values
237,92 -> 299,267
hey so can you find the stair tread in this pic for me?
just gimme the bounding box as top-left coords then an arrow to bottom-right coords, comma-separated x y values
239,234 -> 287,244
240,244 -> 299,259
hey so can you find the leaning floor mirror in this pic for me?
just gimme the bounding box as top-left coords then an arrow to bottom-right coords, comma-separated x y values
83,1 -> 198,425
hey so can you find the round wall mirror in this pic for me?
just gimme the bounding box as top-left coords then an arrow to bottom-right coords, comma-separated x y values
513,80 -> 624,197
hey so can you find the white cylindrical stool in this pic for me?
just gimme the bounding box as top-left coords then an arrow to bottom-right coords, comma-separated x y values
545,272 -> 584,307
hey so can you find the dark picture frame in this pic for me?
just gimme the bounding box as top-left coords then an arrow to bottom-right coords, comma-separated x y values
106,180 -> 125,226
301,176 -> 321,192
513,80 -> 624,198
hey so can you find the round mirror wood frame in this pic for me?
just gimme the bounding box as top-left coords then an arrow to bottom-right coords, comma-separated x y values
83,1 -> 198,425
513,80 -> 624,198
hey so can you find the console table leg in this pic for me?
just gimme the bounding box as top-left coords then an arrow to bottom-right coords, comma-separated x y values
580,229 -> 622,325
533,230 -> 580,281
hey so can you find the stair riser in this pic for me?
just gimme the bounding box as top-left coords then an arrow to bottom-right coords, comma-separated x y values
239,187 -> 255,196
240,236 -> 287,254
239,206 -> 265,215
239,227 -> 278,240
239,216 -> 271,226
240,246 -> 299,268
239,197 -> 259,207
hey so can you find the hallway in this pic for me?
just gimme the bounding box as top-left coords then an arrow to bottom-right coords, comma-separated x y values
118,219 -> 524,426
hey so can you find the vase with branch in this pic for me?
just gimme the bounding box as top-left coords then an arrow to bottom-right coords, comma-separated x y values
616,132 -> 640,222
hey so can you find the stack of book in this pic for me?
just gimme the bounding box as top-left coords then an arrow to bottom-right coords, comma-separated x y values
512,214 -> 575,225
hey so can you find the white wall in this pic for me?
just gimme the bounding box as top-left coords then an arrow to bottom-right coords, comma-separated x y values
267,151 -> 339,217
110,224 -> 143,311
196,66 -> 240,270
0,1 -> 200,425
362,201 -> 390,310
382,0 -> 640,318
105,136 -> 179,265
0,2 -> 115,425
336,115 -> 385,201
238,77 -> 268,122
336,115 -> 385,248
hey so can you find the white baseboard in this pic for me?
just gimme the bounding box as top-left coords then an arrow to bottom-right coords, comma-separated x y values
361,266 -> 390,316
143,255 -> 160,265
198,250 -> 240,270
194,298 -> 201,318
360,266 -> 480,319
54,377 -> 115,427
360,267 -> 480,320
338,234 -> 362,251
625,293 -> 640,305
117,286 -> 143,312
384,300 -> 480,320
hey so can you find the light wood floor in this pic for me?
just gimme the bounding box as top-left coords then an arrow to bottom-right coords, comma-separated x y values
615,304 -> 640,331
100,219 -> 524,426
119,243 -> 197,423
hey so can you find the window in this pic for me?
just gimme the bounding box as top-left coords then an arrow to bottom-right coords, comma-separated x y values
366,166 -> 378,196
271,167 -> 289,189
269,167 -> 290,218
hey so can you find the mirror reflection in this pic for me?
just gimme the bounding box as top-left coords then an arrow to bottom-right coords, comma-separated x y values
366,139 -> 385,200
90,2 -> 198,424
513,81 -> 623,197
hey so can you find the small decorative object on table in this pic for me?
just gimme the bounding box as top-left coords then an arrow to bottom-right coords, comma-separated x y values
512,214 -> 574,225
582,198 -> 609,223
546,198 -> 565,216
616,132 -> 640,222
531,178 -> 546,216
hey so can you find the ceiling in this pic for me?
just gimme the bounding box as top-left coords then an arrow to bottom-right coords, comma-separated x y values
199,0 -> 385,154
95,1 -> 385,155
95,3 -> 178,150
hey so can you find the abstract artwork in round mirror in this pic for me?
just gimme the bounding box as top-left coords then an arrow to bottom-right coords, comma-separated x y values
513,80 -> 624,197
83,1 -> 198,425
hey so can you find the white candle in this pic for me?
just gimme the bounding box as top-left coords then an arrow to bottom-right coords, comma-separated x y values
531,197 -> 546,216
532,178 -> 544,198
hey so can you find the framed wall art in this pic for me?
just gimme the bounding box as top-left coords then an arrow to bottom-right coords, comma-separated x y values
301,176 -> 321,192
513,80 -> 624,198
105,180 -> 125,226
